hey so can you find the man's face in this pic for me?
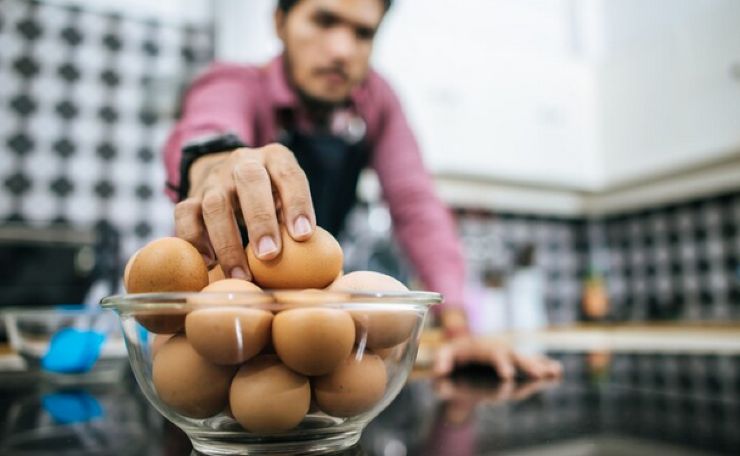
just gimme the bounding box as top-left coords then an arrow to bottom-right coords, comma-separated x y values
276,0 -> 385,104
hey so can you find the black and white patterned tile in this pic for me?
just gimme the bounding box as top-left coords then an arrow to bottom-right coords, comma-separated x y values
455,210 -> 587,324
600,193 -> 739,321
0,0 -> 213,290
454,192 -> 739,324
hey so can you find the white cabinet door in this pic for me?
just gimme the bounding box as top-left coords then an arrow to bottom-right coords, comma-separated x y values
374,0 -> 602,191
600,0 -> 740,185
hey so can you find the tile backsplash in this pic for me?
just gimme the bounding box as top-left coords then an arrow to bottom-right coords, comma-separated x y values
594,192 -> 739,321
0,0 -> 213,270
455,191 -> 740,323
455,210 -> 587,324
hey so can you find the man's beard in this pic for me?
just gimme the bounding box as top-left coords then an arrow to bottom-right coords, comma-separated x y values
283,53 -> 351,114
297,87 -> 346,114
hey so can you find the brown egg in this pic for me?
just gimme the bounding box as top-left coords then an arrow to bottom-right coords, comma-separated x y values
188,279 -> 270,309
185,308 -> 273,365
352,309 -> 418,349
208,264 -> 226,283
230,356 -> 310,433
329,271 -> 416,349
200,278 -> 262,293
128,237 -> 209,334
151,333 -> 174,359
313,351 -> 387,417
136,310 -> 188,335
123,249 -> 139,290
246,226 -> 342,289
152,335 -> 236,418
127,237 -> 209,293
273,289 -> 350,309
328,271 -> 408,294
273,288 -> 324,304
185,279 -> 272,365
272,308 -> 355,376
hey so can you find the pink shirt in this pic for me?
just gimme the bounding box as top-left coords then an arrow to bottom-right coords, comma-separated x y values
163,56 -> 465,309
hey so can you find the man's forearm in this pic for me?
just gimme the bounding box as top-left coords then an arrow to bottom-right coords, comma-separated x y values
440,307 -> 470,339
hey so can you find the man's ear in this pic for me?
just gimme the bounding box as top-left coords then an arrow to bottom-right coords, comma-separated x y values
274,9 -> 286,42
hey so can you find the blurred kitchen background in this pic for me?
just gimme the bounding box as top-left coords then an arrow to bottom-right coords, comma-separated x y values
1,0 -> 738,331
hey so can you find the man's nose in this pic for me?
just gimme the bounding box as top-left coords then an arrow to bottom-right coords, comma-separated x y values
325,27 -> 357,62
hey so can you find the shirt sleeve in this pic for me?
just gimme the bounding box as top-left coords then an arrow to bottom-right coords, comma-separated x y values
370,79 -> 466,310
162,63 -> 257,201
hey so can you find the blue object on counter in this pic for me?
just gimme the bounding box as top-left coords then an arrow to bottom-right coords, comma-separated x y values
56,304 -> 86,311
42,391 -> 103,424
42,328 -> 105,373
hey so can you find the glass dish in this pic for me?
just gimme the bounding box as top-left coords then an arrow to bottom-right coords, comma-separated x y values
101,290 -> 438,455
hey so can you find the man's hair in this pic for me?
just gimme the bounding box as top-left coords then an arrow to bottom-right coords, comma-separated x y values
277,0 -> 392,13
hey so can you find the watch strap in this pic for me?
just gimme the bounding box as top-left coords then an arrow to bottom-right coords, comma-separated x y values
176,132 -> 246,201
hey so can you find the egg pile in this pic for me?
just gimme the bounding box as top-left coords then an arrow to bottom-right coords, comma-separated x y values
123,228 -> 416,434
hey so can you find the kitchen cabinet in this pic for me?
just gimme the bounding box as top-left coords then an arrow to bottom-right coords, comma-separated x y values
374,0 -> 603,191
598,0 -> 740,186
374,0 -> 740,192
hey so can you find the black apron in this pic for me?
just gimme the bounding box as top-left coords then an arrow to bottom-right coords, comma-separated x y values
275,108 -> 371,238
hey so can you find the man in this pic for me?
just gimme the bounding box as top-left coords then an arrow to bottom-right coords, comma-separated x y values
164,0 -> 561,379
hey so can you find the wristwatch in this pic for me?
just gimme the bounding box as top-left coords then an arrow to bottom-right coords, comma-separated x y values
174,132 -> 246,201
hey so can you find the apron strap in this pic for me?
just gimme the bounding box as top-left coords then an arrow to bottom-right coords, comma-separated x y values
276,108 -> 371,237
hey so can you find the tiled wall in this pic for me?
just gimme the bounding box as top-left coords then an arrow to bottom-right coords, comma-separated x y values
455,210 -> 587,324
454,191 -> 740,323
0,0 -> 213,268
594,192 -> 739,321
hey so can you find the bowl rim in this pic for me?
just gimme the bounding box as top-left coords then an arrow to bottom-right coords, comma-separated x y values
100,290 -> 442,312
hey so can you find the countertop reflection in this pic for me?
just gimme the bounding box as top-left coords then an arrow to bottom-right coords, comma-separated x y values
1,351 -> 738,455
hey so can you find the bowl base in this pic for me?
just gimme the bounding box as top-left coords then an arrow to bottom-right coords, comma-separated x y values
189,429 -> 362,455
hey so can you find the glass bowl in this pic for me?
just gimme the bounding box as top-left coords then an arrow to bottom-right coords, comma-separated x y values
101,290 -> 438,455
3,307 -> 128,384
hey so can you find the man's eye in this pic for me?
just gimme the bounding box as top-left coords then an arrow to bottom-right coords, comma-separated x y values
314,13 -> 337,28
356,27 -> 375,40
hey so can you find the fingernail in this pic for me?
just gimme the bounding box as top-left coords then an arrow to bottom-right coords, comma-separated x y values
293,215 -> 311,237
230,267 -> 248,279
257,236 -> 278,258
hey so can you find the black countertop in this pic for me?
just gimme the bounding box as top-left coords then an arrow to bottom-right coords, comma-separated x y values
1,351 -> 738,455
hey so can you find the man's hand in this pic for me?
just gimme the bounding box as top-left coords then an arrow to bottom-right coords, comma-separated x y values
174,143 -> 316,280
433,336 -> 563,380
